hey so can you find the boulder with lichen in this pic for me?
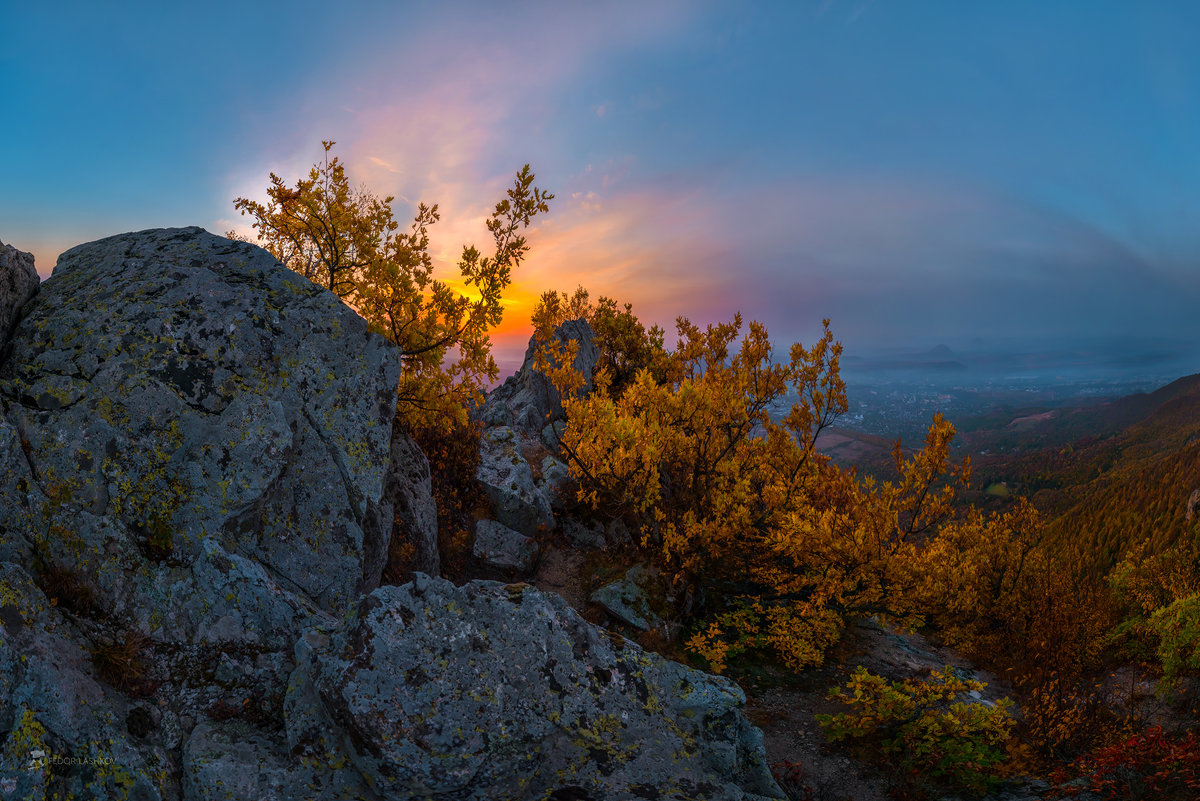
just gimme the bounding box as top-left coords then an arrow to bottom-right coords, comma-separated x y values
286,574 -> 784,800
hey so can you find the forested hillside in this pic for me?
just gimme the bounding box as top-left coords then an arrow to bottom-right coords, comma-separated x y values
973,374 -> 1200,573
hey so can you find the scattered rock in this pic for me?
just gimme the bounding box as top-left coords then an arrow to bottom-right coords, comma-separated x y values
847,619 -> 1010,711
473,518 -> 539,572
984,778 -> 1086,801
607,518 -> 633,546
563,518 -> 608,550
538,453 -> 572,510
542,419 -> 566,449
591,564 -> 663,631
287,575 -> 785,800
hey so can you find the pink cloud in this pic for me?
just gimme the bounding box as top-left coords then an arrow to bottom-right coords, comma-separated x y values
219,1 -> 697,244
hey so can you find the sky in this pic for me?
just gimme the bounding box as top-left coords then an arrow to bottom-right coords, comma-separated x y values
3,1 -> 1199,375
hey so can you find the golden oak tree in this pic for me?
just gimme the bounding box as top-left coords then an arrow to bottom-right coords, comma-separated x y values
536,301 -> 989,670
233,141 -> 553,428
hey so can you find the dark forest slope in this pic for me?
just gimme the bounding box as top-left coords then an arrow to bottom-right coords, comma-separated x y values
972,373 -> 1200,573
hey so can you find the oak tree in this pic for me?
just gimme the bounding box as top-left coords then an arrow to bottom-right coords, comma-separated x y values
536,302 -> 948,669
233,141 -> 553,428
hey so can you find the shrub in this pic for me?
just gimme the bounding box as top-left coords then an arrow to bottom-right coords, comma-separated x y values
91,630 -> 153,694
539,303 -> 1003,670
1048,726 -> 1200,800
1148,593 -> 1200,681
37,561 -> 99,617
234,141 -> 552,433
816,666 -> 1015,797
686,598 -> 843,674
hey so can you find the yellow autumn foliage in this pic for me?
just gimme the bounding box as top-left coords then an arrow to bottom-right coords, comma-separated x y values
536,299 -> 998,670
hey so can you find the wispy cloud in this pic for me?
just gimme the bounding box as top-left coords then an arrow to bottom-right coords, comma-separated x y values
216,1 -> 703,372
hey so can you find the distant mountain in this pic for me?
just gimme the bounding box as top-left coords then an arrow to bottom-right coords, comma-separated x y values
840,353 -> 968,373
922,344 -> 956,359
839,339 -> 1200,385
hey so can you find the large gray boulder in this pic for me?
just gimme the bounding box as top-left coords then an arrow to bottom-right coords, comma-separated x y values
286,574 -> 784,801
592,564 -> 664,631
473,518 -> 538,572
0,227 -> 410,799
0,227 -> 401,648
0,238 -> 39,349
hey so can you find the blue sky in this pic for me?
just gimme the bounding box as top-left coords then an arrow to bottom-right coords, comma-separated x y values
3,1 -> 1198,370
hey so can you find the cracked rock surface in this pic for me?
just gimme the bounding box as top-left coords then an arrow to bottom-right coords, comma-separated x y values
0,238 -> 39,350
0,227 -> 404,799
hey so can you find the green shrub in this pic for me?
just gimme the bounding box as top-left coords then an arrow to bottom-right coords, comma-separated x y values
1148,593 -> 1200,681
816,666 -> 1015,797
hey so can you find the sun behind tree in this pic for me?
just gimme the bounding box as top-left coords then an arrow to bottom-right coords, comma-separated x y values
232,141 -> 553,430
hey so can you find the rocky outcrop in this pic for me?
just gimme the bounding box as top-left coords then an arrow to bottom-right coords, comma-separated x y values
474,320 -> 599,536
0,228 -> 779,800
0,238 -> 39,349
287,575 -> 784,800
476,425 -> 555,535
478,318 -> 598,435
